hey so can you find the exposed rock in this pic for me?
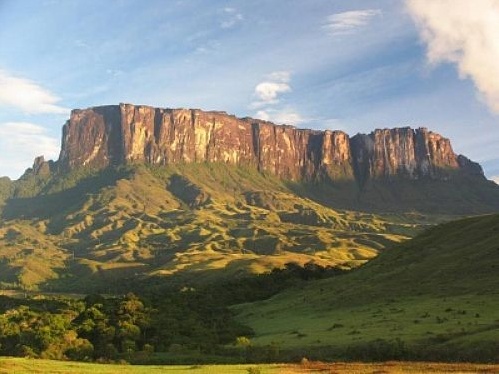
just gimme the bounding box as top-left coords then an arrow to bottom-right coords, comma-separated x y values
351,127 -> 463,183
32,156 -> 52,176
20,156 -> 55,178
57,104 -> 484,185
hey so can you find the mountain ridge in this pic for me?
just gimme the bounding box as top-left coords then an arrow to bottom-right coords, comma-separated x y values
29,103 -> 484,185
5,103 -> 498,215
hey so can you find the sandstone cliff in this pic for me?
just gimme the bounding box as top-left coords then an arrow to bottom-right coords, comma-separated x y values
56,103 -> 483,184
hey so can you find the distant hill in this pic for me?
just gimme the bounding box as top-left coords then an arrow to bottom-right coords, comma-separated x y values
235,214 -> 499,361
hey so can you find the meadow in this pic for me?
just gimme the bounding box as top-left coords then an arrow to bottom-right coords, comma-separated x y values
1,358 -> 498,374
234,214 -> 499,362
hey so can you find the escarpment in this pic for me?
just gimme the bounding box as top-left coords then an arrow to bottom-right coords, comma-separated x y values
56,104 -> 482,184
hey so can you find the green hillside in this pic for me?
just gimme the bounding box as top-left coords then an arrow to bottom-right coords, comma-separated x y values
0,164 -> 429,291
234,214 -> 499,361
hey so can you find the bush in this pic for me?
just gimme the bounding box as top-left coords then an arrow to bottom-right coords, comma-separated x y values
65,338 -> 94,361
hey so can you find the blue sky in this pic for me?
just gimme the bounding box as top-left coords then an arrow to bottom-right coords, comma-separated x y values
0,0 -> 498,181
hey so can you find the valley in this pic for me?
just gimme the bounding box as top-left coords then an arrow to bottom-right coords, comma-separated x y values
2,0 -> 499,370
0,105 -> 498,366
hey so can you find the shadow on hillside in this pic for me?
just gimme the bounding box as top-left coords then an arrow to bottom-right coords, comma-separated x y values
1,168 -> 129,232
287,176 -> 499,214
41,259 -> 150,294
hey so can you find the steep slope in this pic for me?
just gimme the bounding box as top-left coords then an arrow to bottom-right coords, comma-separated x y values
235,214 -> 499,360
0,164 -> 427,291
49,103 -> 499,213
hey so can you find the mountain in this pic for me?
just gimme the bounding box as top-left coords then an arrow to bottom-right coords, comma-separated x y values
234,214 -> 499,361
0,103 -> 498,291
58,104 -> 481,182
23,103 -> 499,213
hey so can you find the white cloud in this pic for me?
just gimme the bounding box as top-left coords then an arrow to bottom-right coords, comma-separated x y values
324,9 -> 381,36
251,71 -> 303,125
255,110 -> 270,122
267,71 -> 291,83
0,122 -> 59,179
0,70 -> 69,114
220,7 -> 243,29
254,82 -> 291,103
492,176 -> 499,184
255,108 -> 304,126
251,71 -> 292,108
406,0 -> 499,114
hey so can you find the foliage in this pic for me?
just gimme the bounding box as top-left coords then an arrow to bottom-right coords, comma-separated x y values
0,289 -> 253,362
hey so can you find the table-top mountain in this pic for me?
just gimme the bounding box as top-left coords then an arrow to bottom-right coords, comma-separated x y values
55,104 -> 482,184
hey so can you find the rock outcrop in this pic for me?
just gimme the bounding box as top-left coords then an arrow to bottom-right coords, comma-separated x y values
56,103 -> 484,184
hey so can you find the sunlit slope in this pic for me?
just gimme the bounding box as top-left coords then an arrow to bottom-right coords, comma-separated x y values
235,215 -> 499,356
0,164 -> 423,291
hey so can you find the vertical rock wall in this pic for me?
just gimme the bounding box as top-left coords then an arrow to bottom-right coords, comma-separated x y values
58,104 -> 482,183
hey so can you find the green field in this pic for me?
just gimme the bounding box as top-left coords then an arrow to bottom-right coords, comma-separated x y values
234,214 -> 499,361
1,357 -> 498,374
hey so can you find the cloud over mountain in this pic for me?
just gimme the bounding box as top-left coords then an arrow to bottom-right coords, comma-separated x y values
0,122 -> 59,178
407,0 -> 499,113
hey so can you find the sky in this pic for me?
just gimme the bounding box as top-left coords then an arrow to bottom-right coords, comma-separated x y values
0,0 -> 498,182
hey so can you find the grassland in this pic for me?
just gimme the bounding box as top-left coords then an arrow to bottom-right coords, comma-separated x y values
0,164 -> 437,291
234,214 -> 499,361
0,357 -> 498,374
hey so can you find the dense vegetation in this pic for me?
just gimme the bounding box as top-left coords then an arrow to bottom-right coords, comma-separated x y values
0,292 -> 249,363
0,262 -> 347,363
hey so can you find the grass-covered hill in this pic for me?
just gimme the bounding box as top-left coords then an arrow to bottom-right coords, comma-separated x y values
234,214 -> 499,361
0,163 -> 432,292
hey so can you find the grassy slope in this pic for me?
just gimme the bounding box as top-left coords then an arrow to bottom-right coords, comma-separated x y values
0,164 -> 430,291
235,214 -> 499,354
0,357 -> 498,374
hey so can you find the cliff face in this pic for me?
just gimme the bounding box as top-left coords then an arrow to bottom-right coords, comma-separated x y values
57,103 -> 483,183
350,127 -> 470,184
